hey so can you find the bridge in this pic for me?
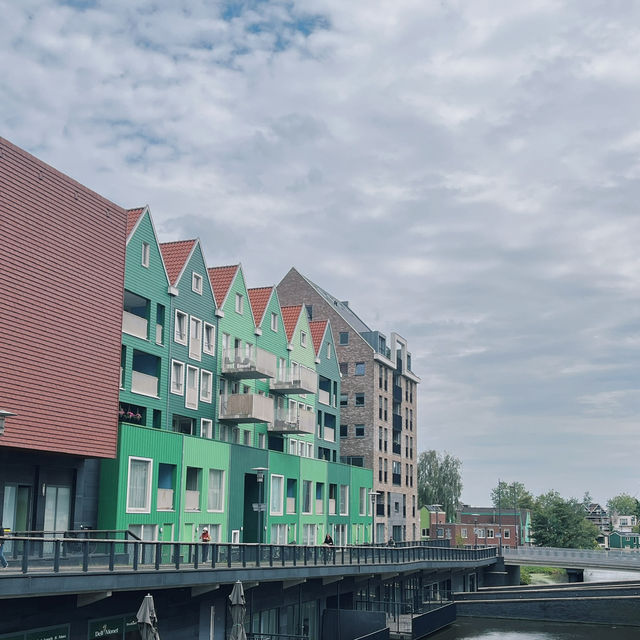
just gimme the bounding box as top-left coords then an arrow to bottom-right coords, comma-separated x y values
503,546 -> 640,572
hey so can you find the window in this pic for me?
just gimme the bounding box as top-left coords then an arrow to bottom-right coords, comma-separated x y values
208,469 -> 224,511
340,424 -> 348,438
326,342 -> 331,359
235,292 -> 244,314
141,242 -> 150,268
360,487 -> 367,516
270,474 -> 284,515
185,365 -> 199,409
203,323 -> 215,355
302,480 -> 312,514
171,360 -> 185,395
271,312 -> 278,332
339,362 -> 348,376
355,424 -> 365,437
258,433 -> 266,449
127,457 -> 152,513
339,332 -> 349,345
201,418 -> 213,439
189,317 -> 202,360
300,331 -> 307,348
461,528 -> 468,538
340,393 -> 348,406
504,529 -> 511,539
339,484 -> 349,515
355,362 -> 365,376
192,272 -> 203,294
271,523 -> 287,544
355,392 -> 365,406
289,439 -> 298,455
200,370 -> 213,403
174,310 -> 187,344
243,430 -> 250,445
487,529 -> 494,538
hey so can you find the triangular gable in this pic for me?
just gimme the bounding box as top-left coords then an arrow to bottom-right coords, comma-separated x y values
248,286 -> 274,328
160,239 -> 197,286
125,205 -> 171,286
281,305 -> 303,343
208,264 -> 240,310
309,319 -> 329,356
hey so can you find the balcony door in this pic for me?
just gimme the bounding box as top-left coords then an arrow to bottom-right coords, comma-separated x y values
43,485 -> 71,553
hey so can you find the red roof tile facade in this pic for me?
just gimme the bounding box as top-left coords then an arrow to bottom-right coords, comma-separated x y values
281,305 -> 303,342
160,240 -> 196,285
309,319 -> 329,355
0,137 -> 126,458
208,265 -> 239,308
126,207 -> 145,237
248,287 -> 273,328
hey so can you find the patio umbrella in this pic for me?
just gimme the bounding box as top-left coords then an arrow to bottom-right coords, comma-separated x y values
137,593 -> 160,640
229,580 -> 247,640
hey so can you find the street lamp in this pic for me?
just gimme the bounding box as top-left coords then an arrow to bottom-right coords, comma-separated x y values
252,467 -> 268,543
0,410 -> 16,436
369,491 -> 379,545
472,515 -> 479,549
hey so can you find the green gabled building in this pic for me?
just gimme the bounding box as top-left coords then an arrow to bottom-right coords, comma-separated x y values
309,319 -> 340,463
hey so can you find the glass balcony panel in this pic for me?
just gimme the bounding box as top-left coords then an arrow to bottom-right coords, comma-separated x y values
122,310 -> 148,339
219,393 -> 275,423
270,365 -> 317,394
157,489 -> 174,511
185,490 -> 200,511
131,370 -> 158,397
221,347 -> 276,379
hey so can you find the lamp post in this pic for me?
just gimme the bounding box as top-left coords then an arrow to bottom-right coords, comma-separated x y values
472,515 -> 479,549
0,410 -> 16,436
497,480 -> 503,556
252,467 -> 268,543
369,491 -> 379,545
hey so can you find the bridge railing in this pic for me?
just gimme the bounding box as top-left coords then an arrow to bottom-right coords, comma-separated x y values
503,545 -> 640,568
0,537 -> 496,575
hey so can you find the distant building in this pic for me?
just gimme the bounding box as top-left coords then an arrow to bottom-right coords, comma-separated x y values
610,514 -> 637,533
609,531 -> 640,550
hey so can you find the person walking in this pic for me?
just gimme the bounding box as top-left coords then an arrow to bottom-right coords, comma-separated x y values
200,527 -> 211,563
323,533 -> 334,563
0,527 -> 8,568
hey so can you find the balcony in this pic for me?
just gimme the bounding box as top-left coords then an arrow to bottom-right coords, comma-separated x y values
184,490 -> 200,511
392,413 -> 402,430
392,443 -> 401,455
270,408 -> 315,435
122,310 -> 148,340
329,498 -> 336,515
131,370 -> 158,397
393,385 -> 403,403
221,347 -> 276,379
324,426 -> 336,443
286,497 -> 296,514
157,489 -> 174,511
376,504 -> 385,517
270,365 -> 317,394
316,499 -> 324,514
219,394 -> 274,424
318,389 -> 330,405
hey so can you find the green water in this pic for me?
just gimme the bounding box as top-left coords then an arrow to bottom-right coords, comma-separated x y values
431,618 -> 638,639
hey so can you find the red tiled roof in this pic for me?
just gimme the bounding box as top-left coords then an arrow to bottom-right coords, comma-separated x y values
160,239 -> 196,285
126,207 -> 145,237
248,287 -> 273,328
309,320 -> 329,355
281,305 -> 303,342
208,265 -> 239,308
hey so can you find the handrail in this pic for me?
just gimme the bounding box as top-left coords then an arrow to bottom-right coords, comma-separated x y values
0,538 -> 497,576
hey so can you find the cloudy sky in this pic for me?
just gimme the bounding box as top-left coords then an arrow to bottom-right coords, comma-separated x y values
2,0 -> 639,506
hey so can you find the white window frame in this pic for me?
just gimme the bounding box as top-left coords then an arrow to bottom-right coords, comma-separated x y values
302,480 -> 312,514
141,242 -> 150,268
203,322 -> 215,355
174,310 -> 187,345
201,418 -> 213,439
326,342 -> 331,359
207,469 -> 225,512
235,292 -> 244,314
504,529 -> 511,539
359,487 -> 367,516
340,484 -> 349,516
189,316 -> 202,361
126,457 -> 152,513
270,474 -> 284,515
289,439 -> 298,455
271,312 -> 278,332
300,331 -> 307,348
192,272 -> 203,295
171,360 -> 185,395
185,364 -> 199,410
271,523 -> 287,544
200,370 -> 213,403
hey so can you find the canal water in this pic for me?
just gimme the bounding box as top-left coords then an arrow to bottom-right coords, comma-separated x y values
430,618 -> 638,639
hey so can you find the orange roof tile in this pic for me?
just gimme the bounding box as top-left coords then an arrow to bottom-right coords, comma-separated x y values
248,287 -> 273,328
208,265 -> 239,308
281,305 -> 303,342
126,207 -> 145,237
309,320 -> 329,355
160,239 -> 196,285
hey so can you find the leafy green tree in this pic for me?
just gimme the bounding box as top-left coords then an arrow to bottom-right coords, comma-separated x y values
417,450 -> 462,521
531,491 -> 599,549
491,481 -> 535,511
606,493 -> 640,517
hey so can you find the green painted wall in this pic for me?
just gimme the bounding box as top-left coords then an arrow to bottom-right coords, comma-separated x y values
314,321 -> 340,461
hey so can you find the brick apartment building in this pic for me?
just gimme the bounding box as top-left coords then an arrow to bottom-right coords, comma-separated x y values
278,268 -> 420,542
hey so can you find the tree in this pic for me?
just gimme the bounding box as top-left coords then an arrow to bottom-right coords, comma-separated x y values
606,493 -> 640,517
417,450 -> 462,521
531,491 -> 599,549
491,481 -> 535,511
